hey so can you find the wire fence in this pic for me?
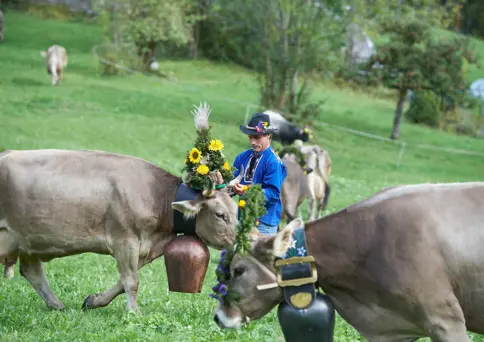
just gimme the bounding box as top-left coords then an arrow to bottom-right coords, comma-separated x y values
243,104 -> 484,168
91,46 -> 484,167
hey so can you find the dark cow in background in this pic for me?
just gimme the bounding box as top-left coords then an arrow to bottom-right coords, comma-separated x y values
214,182 -> 484,341
263,110 -> 310,146
0,149 -> 242,312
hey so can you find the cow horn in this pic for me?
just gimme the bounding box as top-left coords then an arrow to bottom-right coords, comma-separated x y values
202,177 -> 217,198
228,165 -> 244,187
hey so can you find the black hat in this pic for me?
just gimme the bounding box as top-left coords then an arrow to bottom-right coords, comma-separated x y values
239,112 -> 278,135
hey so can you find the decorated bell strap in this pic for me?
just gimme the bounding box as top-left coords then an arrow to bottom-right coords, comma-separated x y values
275,227 -> 318,309
173,183 -> 197,236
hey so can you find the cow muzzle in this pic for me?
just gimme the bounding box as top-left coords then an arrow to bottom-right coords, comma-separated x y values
214,307 -> 250,329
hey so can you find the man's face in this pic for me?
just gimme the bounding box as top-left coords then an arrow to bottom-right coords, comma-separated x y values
248,134 -> 271,153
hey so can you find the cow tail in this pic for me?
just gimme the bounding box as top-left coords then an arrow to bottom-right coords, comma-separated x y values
321,182 -> 331,211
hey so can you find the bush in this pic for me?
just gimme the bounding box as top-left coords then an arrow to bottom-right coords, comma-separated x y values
405,90 -> 440,127
95,43 -> 144,76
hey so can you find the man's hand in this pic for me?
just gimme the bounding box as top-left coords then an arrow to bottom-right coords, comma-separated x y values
234,184 -> 249,195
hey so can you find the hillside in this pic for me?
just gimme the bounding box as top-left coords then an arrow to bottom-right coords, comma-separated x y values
0,10 -> 484,342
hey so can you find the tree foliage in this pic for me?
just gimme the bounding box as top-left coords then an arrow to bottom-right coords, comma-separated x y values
93,0 -> 200,66
202,0 -> 351,125
359,18 -> 477,139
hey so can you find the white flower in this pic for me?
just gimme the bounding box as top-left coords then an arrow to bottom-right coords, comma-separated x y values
200,155 -> 210,165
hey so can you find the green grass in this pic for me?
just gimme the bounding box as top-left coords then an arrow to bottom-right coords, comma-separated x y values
0,10 -> 484,342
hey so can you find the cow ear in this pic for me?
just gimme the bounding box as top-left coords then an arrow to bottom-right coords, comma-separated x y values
172,200 -> 202,218
272,218 -> 302,258
40,51 -> 47,57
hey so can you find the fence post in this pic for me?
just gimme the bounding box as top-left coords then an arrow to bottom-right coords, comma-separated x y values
396,142 -> 406,168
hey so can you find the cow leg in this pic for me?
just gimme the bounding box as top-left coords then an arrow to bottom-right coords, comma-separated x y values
297,207 -> 302,219
3,252 -> 17,279
114,243 -> 140,313
0,228 -> 19,279
308,197 -> 316,221
19,256 -> 64,310
82,280 -> 124,310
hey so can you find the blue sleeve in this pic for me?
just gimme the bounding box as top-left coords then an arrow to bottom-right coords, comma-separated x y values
262,159 -> 285,204
232,154 -> 241,178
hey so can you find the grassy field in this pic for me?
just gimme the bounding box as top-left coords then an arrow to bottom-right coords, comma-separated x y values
1,10 -> 484,342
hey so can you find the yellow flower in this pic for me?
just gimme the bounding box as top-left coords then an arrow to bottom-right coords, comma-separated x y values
242,185 -> 249,191
223,161 -> 230,170
189,148 -> 202,163
263,122 -> 268,127
197,164 -> 209,175
238,200 -> 246,208
209,139 -> 224,151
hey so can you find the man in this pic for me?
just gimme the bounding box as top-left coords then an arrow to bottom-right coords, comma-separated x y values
232,112 -> 287,234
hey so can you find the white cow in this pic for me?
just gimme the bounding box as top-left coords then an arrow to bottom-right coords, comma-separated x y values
40,45 -> 68,86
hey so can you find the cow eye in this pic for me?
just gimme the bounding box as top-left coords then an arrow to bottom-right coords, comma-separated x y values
234,266 -> 245,278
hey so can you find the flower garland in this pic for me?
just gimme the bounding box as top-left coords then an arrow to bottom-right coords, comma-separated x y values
210,184 -> 267,305
276,145 -> 307,170
182,102 -> 234,190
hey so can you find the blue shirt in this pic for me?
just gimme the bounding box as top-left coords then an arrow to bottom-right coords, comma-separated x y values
233,147 -> 287,226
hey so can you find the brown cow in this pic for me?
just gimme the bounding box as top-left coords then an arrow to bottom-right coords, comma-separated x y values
280,154 -> 308,223
40,45 -> 68,86
214,182 -> 484,342
0,148 -> 242,312
298,143 -> 332,221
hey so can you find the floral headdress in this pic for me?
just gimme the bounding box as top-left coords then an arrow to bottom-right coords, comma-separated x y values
182,102 -> 235,193
210,184 -> 267,305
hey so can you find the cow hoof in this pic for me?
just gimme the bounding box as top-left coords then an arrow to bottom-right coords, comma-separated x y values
48,302 -> 65,311
82,294 -> 96,310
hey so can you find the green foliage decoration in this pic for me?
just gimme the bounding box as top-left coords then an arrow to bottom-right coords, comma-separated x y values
210,184 -> 267,305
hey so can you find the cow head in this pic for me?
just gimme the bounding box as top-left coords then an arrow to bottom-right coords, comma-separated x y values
171,170 -> 244,250
213,219 -> 302,329
299,127 -> 310,142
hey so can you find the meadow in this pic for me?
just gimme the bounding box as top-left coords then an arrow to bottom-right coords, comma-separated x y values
0,10 -> 484,341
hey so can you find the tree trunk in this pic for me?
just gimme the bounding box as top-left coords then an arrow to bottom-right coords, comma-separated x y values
288,69 -> 298,114
142,40 -> 157,69
277,8 -> 289,110
190,20 -> 201,59
390,89 -> 407,140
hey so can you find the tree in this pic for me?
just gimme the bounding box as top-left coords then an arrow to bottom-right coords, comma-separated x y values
363,19 -> 476,139
93,0 -> 201,67
203,0 -> 350,125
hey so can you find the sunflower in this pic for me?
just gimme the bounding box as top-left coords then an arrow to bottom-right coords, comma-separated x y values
197,164 -> 209,175
209,139 -> 224,151
189,148 -> 202,163
223,161 -> 230,170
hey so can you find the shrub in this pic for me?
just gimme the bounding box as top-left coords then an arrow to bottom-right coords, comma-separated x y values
405,90 -> 440,127
95,43 -> 144,76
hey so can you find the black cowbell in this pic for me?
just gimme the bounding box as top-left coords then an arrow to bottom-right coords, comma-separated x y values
277,292 -> 335,342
